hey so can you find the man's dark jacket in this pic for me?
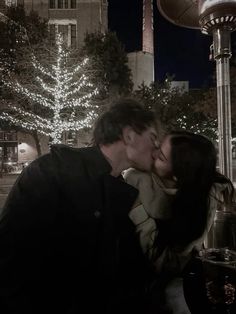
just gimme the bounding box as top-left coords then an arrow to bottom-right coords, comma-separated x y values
0,145 -> 152,314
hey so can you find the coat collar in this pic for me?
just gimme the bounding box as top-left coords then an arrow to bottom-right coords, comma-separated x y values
51,144 -> 112,178
50,144 -> 139,215
77,145 -> 112,178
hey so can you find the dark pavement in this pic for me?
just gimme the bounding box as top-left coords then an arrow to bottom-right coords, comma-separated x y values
0,173 -> 18,213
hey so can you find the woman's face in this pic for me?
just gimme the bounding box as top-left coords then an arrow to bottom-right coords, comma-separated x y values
154,135 -> 173,179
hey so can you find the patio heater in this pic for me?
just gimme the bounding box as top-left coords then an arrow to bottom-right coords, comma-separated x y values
157,0 -> 236,181
157,0 -> 236,251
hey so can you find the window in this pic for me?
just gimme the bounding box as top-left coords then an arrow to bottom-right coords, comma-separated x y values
49,0 -> 76,9
49,23 -> 77,47
65,131 -> 77,147
0,131 -> 17,142
49,24 -> 56,43
0,132 -> 4,141
58,0 -> 63,8
49,0 -> 55,9
71,0 -> 76,9
58,24 -> 68,43
71,24 -> 76,47
0,131 -> 18,167
5,0 -> 17,6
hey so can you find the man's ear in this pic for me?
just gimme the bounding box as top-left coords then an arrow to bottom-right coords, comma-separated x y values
122,126 -> 135,145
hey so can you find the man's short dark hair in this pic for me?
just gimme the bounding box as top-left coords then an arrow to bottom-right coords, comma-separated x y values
92,98 -> 156,145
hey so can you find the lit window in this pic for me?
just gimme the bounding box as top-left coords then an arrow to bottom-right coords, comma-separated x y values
58,24 -> 68,43
5,0 -> 17,6
49,23 -> 77,47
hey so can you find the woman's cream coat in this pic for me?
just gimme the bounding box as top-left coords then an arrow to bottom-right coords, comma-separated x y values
124,168 -> 232,274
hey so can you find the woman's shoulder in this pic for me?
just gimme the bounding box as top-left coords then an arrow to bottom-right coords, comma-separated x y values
124,168 -> 149,179
123,168 -> 153,188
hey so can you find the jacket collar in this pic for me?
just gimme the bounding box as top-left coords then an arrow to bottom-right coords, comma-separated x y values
51,144 -> 112,178
78,145 -> 112,178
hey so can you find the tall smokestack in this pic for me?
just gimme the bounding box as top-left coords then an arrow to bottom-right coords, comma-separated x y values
127,0 -> 155,89
142,0 -> 154,54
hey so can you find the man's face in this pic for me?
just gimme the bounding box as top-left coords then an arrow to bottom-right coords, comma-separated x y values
125,126 -> 158,171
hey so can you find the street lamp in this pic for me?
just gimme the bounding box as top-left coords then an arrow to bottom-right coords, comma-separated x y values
157,0 -> 236,181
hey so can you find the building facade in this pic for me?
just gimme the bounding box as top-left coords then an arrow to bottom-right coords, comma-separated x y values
128,51 -> 154,90
4,0 -> 108,48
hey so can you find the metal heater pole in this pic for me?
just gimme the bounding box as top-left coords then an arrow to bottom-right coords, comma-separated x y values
213,27 -> 233,181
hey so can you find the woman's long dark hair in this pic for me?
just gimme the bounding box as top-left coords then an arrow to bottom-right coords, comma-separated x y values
156,131 -> 234,249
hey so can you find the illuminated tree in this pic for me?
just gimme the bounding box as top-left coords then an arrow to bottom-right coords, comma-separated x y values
0,33 -> 99,145
135,78 -> 217,140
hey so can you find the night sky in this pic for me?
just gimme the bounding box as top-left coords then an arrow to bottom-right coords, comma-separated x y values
108,0 -> 236,89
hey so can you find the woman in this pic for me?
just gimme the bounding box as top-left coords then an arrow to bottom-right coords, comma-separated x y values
124,131 -> 235,313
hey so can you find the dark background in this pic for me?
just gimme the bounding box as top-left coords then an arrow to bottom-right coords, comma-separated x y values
108,0 -> 236,88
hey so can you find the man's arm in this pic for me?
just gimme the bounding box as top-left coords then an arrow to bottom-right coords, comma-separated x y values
0,153 -> 59,314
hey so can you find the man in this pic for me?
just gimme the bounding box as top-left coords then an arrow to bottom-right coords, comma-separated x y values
0,98 -> 158,314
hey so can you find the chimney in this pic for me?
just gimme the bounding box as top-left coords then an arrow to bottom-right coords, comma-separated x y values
142,0 -> 154,54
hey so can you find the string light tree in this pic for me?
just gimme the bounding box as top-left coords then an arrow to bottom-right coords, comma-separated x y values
0,32 -> 99,146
